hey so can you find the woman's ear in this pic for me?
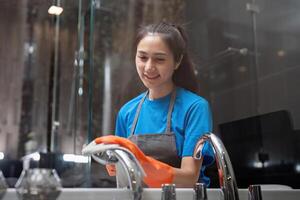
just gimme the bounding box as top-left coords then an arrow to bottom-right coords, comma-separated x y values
175,55 -> 183,70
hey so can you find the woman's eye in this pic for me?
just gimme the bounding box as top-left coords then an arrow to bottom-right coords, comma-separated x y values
138,56 -> 147,61
156,58 -> 165,62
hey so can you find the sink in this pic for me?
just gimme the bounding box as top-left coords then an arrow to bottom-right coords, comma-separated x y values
2,188 -> 300,200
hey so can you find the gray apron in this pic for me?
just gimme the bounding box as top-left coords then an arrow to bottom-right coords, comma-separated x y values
128,90 -> 181,168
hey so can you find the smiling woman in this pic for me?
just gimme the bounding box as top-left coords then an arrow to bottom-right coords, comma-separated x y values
90,22 -> 214,188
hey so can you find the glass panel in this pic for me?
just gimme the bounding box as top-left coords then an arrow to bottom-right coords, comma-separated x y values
254,0 -> 300,188
185,0 -> 300,188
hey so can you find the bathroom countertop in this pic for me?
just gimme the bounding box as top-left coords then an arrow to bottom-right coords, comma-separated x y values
2,188 -> 300,200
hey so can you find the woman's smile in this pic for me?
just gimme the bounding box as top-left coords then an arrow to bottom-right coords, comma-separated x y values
143,73 -> 160,80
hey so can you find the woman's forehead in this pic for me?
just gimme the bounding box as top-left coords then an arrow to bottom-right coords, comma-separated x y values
136,36 -> 172,58
137,35 -> 169,50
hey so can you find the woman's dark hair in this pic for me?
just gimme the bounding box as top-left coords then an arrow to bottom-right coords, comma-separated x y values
135,21 -> 199,94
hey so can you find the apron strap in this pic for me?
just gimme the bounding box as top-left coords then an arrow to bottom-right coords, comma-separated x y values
130,91 -> 148,136
166,89 -> 176,133
129,89 -> 177,136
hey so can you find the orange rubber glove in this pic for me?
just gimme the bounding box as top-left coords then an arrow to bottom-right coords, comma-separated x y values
95,135 -> 174,188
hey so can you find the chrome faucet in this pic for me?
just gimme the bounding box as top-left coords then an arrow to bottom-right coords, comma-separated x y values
82,143 -> 145,200
193,133 -> 239,200
248,185 -> 262,200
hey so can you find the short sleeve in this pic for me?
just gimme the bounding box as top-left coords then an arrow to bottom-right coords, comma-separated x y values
182,99 -> 215,178
182,99 -> 212,157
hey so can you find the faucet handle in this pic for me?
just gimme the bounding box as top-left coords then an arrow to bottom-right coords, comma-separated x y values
248,185 -> 262,200
193,183 -> 207,200
161,184 -> 176,200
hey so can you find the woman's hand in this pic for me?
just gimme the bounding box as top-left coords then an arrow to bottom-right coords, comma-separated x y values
90,135 -> 203,187
95,135 -> 174,188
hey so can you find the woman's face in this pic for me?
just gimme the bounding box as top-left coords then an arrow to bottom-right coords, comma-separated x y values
135,34 -> 177,92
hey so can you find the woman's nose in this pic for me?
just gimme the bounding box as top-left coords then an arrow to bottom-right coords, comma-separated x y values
145,59 -> 155,71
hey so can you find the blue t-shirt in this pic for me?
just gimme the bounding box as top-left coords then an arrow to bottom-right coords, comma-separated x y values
115,87 -> 214,186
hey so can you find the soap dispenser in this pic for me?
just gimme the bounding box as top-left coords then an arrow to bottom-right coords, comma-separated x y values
15,152 -> 62,200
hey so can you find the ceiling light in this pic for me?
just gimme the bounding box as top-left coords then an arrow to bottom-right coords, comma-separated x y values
48,5 -> 63,16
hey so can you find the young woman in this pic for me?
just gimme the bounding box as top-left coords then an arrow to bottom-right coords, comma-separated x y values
94,22 -> 214,187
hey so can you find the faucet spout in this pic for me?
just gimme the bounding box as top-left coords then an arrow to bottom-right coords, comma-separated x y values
193,133 -> 239,200
82,143 -> 145,200
110,148 -> 144,200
